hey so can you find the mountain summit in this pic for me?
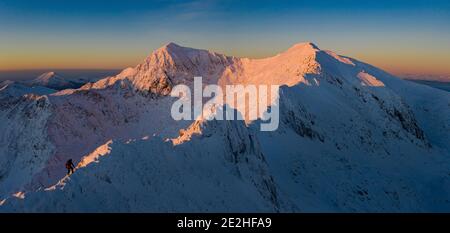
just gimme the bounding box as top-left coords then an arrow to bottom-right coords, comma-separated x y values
86,41 -> 331,93
34,71 -> 60,83
29,72 -> 86,90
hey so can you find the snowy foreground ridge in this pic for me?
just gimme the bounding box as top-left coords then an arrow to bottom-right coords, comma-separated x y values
0,42 -> 449,212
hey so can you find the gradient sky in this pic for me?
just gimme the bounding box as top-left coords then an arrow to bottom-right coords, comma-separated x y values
1,0 -> 449,76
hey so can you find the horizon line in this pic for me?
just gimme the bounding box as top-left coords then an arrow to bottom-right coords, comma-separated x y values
1,68 -> 449,77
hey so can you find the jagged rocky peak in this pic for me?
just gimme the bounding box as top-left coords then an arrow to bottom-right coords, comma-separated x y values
274,42 -> 321,60
269,41 -> 322,66
159,42 -> 185,53
87,41 -> 339,95
89,42 -> 237,95
140,42 -> 234,73
280,41 -> 353,67
156,42 -> 210,57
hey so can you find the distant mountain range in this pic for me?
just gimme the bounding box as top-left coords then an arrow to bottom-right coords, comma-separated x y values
405,79 -> 450,92
28,71 -> 89,90
0,71 -> 108,95
0,69 -> 120,83
400,74 -> 450,82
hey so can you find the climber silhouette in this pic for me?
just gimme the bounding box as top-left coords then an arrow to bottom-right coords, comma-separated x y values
65,159 -> 75,175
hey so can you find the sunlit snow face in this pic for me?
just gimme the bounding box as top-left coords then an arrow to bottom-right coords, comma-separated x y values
170,76 -> 280,131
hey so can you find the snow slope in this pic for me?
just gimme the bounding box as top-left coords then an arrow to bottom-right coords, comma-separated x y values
0,81 -> 56,97
0,42 -> 449,212
2,118 -> 287,212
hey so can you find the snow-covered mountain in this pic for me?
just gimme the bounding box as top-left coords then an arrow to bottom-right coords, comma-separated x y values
0,42 -> 449,212
0,81 -> 56,98
26,72 -> 90,90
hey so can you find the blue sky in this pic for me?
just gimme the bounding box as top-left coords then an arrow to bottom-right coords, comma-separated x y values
0,0 -> 449,75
